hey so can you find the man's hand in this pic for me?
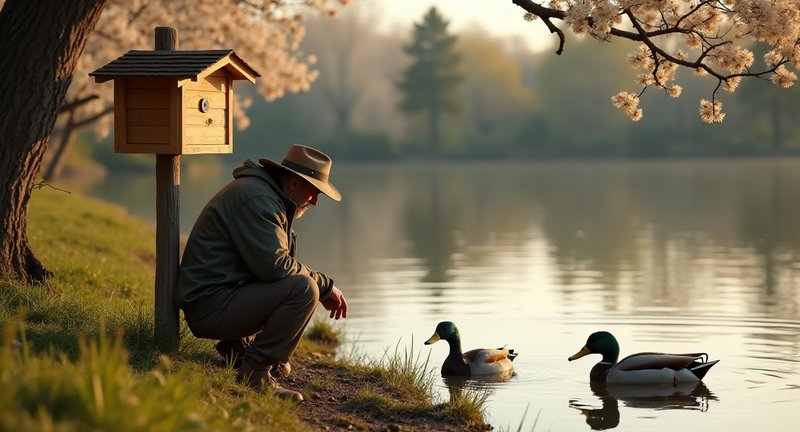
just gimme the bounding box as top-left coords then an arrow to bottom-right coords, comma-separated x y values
320,286 -> 348,320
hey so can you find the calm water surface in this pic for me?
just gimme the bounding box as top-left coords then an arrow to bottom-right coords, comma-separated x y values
86,159 -> 800,431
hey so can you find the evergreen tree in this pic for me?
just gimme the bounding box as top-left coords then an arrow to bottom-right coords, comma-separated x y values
397,7 -> 463,154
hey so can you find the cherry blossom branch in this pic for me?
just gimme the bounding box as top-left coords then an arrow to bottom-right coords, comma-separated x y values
513,0 -> 566,54
509,0 -> 799,122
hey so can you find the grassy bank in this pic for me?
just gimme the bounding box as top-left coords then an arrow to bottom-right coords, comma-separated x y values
0,187 -> 489,431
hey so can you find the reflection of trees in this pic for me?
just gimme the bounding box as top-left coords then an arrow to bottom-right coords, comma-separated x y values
404,165 -> 458,286
631,160 -> 800,320
533,160 -> 800,319
530,162 -> 642,313
299,160 -> 800,321
402,163 -> 550,290
94,160 -> 800,322
734,161 -> 800,319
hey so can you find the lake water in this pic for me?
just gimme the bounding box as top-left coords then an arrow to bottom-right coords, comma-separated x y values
85,158 -> 800,431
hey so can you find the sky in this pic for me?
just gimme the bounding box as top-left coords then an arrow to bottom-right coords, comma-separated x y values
366,0 -> 553,53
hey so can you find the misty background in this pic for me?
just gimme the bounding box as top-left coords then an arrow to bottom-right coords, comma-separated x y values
58,2 -> 800,184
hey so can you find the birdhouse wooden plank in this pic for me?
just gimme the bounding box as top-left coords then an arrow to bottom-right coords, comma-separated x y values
90,50 -> 259,155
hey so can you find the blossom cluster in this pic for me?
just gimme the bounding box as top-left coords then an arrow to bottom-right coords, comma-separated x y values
63,0 -> 350,138
611,91 -> 642,121
699,99 -> 725,123
535,0 -> 800,123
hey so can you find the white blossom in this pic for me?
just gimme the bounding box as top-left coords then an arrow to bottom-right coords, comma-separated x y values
771,65 -> 797,88
700,99 -> 725,123
59,0 -> 350,138
516,0 -> 800,122
611,91 -> 643,121
666,84 -> 682,98
723,76 -> 742,92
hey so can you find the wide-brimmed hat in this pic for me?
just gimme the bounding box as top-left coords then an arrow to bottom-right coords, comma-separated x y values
259,144 -> 341,201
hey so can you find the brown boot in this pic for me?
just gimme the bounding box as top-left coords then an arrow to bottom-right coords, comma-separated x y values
270,362 -> 291,378
237,359 -> 303,403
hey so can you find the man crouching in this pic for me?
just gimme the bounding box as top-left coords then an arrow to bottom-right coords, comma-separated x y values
176,144 -> 348,402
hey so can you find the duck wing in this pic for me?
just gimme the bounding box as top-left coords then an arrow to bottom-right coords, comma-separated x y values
616,352 -> 708,372
464,346 -> 515,364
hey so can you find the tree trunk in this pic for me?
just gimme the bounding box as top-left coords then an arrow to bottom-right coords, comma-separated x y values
0,0 -> 108,283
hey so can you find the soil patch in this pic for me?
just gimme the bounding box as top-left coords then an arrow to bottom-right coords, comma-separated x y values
288,346 -> 493,432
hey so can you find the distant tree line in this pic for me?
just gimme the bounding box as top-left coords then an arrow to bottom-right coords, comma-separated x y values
6,0 -> 796,284
80,3 -> 800,175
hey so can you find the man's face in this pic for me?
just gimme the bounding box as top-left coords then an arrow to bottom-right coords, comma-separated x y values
285,176 -> 320,219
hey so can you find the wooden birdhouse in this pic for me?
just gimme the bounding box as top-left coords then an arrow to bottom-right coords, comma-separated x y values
90,49 -> 259,154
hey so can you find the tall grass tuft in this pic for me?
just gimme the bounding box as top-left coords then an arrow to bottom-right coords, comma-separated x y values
442,385 -> 491,426
304,315 -> 343,344
107,303 -> 159,370
0,319 -> 206,431
372,337 -> 435,401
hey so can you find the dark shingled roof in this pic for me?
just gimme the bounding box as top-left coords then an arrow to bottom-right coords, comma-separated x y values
90,49 -> 259,79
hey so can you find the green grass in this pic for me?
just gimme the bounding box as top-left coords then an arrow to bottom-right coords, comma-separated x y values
1,321 -> 207,431
441,385 -> 492,427
1,188 -> 313,431
304,316 -> 343,344
0,319 -> 309,432
371,338 -> 435,401
4,187 -> 157,360
0,187 -> 489,431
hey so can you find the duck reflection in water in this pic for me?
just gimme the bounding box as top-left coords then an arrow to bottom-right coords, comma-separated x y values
442,370 -> 515,387
569,380 -> 718,430
441,370 -> 515,405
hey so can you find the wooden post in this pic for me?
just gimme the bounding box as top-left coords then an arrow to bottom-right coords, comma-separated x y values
154,26 -> 180,353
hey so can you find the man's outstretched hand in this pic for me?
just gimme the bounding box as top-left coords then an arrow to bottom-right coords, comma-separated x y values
321,286 -> 348,320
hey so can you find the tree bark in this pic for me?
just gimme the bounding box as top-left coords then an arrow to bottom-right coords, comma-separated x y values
0,0 -> 108,283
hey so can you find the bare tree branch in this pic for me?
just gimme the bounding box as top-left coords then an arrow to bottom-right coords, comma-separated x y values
59,94 -> 99,114
73,106 -> 113,129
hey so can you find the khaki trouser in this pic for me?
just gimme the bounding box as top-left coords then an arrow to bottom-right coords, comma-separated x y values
186,274 -> 319,366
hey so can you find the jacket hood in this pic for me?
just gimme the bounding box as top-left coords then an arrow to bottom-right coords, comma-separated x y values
232,159 -> 295,210
233,159 -> 269,179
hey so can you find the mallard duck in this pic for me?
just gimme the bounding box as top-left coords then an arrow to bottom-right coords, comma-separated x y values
424,321 -> 518,376
568,331 -> 719,384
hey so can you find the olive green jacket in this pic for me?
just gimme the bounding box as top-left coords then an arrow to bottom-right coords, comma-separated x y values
176,160 -> 334,321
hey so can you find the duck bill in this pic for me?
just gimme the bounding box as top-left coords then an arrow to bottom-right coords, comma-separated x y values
424,333 -> 440,345
569,346 -> 591,361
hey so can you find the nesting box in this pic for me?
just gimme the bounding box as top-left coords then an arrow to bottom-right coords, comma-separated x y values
90,50 -> 259,154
